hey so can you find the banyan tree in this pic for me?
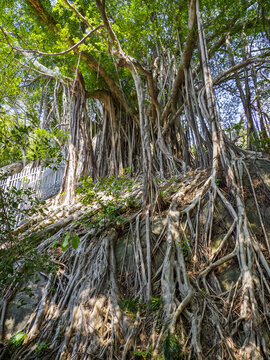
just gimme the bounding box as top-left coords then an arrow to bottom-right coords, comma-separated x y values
0,0 -> 270,359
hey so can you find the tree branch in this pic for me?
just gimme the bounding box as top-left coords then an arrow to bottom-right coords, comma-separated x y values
213,51 -> 270,85
161,0 -> 197,122
25,0 -> 132,114
0,27 -> 69,82
94,0 -> 160,112
1,25 -> 104,57
171,0 -> 197,107
62,0 -> 109,46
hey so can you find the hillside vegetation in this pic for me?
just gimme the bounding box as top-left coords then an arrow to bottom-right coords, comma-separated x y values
0,0 -> 270,359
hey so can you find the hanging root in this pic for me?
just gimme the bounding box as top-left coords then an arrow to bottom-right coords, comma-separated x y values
1,159 -> 270,359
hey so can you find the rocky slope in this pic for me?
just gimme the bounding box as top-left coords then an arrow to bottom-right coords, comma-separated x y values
1,158 -> 270,359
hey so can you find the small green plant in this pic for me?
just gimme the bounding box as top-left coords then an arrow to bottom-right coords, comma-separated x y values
200,288 -> 206,296
134,346 -> 153,359
215,178 -> 221,186
250,130 -> 270,152
35,341 -> 50,358
120,297 -> 140,314
61,232 -> 80,251
10,332 -> 26,347
120,296 -> 163,324
163,332 -> 182,360
77,168 -> 134,205
76,169 -> 136,228
155,314 -> 162,332
50,240 -> 59,248
167,168 -> 178,183
134,346 -> 163,359
258,131 -> 270,152
59,191 -> 65,199
80,169 -> 134,198
76,176 -> 95,204
179,238 -> 190,261
126,196 -> 138,208
147,297 -> 163,312
0,181 -> 53,295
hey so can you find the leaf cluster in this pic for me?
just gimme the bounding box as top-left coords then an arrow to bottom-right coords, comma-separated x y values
76,168 -> 137,228
0,182 -> 53,295
120,296 -> 163,315
61,231 -> 80,252
163,331 -> 183,360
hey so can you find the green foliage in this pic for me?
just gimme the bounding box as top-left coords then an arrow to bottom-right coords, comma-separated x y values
147,297 -> 163,312
26,127 -> 67,167
76,168 -> 136,228
0,114 -> 28,166
50,240 -> 59,249
77,168 -> 134,203
226,123 -> 270,152
229,119 -> 244,133
250,131 -> 270,152
258,132 -> 270,152
227,119 -> 246,147
167,168 -> 178,183
0,45 -> 22,103
76,176 -> 95,204
179,238 -> 190,262
10,332 -> 26,347
134,345 -> 163,359
120,296 -> 163,316
61,231 -> 71,252
0,180 -> 54,295
200,288 -> 206,296
120,297 -> 140,314
71,233 -> 80,250
226,122 -> 270,153
97,200 -> 122,225
35,341 -> 50,358
163,332 -> 182,360
134,346 -> 154,359
0,109 -> 67,168
61,232 -> 80,251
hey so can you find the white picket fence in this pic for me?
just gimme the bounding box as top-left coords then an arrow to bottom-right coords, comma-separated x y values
0,165 -> 65,199
0,165 -> 65,228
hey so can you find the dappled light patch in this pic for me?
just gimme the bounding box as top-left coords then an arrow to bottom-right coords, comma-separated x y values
0,160 -> 270,359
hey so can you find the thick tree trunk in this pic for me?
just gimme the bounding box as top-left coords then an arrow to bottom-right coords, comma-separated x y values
59,72 -> 96,204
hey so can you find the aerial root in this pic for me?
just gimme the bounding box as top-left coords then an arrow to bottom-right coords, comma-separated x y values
152,160 -> 270,359
1,160 -> 270,359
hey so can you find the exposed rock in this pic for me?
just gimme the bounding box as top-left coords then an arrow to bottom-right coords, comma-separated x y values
115,216 -> 167,271
4,275 -> 47,340
216,261 -> 240,292
254,158 -> 270,187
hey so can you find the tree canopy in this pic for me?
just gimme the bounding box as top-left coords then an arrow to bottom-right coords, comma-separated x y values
0,0 -> 269,182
